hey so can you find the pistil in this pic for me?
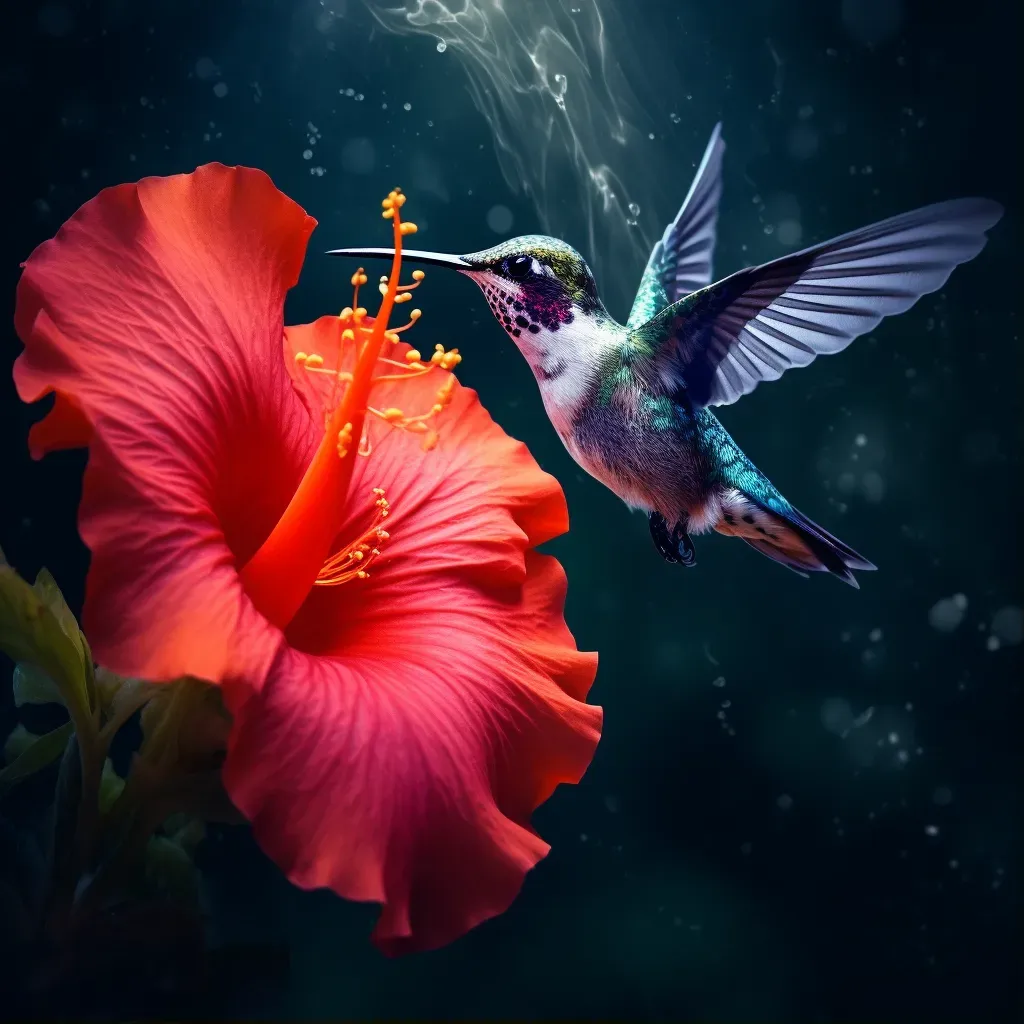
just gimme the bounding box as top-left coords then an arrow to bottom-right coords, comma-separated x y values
240,191 -> 411,629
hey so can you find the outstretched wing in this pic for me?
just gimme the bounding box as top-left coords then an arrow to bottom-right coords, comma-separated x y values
626,123 -> 726,329
636,198 -> 1003,408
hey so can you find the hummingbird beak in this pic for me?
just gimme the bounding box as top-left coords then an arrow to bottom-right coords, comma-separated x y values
326,247 -> 473,272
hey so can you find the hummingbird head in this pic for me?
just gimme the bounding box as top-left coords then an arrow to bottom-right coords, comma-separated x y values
331,235 -> 604,330
454,235 -> 605,335
330,236 -> 620,414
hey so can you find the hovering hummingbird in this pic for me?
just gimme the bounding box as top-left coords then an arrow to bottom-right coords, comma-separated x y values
331,125 -> 1002,586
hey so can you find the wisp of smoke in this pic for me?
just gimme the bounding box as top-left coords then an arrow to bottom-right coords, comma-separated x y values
361,0 -> 681,314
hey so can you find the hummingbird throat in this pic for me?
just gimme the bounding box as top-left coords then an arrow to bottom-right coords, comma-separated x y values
471,272 -> 582,382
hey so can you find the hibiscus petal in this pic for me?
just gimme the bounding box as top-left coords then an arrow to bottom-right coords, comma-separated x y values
226,333 -> 600,953
13,164 -> 317,685
27,392 -> 93,457
223,551 -> 600,955
284,317 -> 570,592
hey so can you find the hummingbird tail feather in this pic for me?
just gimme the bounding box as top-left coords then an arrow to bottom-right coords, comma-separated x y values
715,490 -> 876,587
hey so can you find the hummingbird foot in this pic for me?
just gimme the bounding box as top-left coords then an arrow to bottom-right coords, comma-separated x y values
648,512 -> 697,567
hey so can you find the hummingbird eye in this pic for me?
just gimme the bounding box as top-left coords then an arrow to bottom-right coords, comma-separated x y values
503,254 -> 533,281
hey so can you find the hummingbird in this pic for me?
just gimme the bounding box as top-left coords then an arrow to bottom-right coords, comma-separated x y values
331,124 -> 1003,586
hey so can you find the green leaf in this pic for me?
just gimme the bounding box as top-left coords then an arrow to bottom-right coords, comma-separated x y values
145,835 -> 201,907
4,723 -> 39,763
0,559 -> 91,725
166,815 -> 205,854
95,667 -> 126,713
140,678 -> 230,767
34,568 -> 85,661
12,662 -> 64,708
0,721 -> 74,796
98,758 -> 125,814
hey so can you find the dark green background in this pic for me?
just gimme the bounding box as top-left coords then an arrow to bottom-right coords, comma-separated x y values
1,0 -> 1020,1019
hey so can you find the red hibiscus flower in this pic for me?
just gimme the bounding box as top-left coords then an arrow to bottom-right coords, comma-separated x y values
12,163 -> 602,954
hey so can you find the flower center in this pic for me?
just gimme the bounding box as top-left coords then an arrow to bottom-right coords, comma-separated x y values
239,190 -> 462,630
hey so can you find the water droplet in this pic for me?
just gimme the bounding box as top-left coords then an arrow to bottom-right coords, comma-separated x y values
929,595 -> 968,633
992,606 -> 1024,646
436,39 -> 448,53
403,102 -> 412,111
776,218 -> 803,246
628,202 -> 640,216
669,112 -> 681,124
213,82 -> 229,99
486,205 -> 514,233
302,149 -> 313,160
924,824 -> 939,837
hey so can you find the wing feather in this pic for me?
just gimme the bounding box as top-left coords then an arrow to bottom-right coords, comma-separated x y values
638,198 -> 1003,407
626,124 -> 726,328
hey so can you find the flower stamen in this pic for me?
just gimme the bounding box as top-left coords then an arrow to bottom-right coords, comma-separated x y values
315,488 -> 391,587
240,188 -> 455,628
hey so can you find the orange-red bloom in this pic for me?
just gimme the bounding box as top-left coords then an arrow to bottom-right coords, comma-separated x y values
12,163 -> 601,954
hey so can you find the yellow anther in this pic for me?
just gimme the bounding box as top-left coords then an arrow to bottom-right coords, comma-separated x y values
355,307 -> 367,318
423,430 -> 439,452
294,351 -> 308,364
382,408 -> 405,422
385,331 -> 400,344
379,274 -> 388,283
431,403 -> 443,415
409,309 -> 422,321
382,208 -> 395,219
395,291 -> 413,303
378,281 -> 388,296
305,353 -> 324,368
316,486 -> 391,587
336,421 -> 354,459
342,328 -> 355,343
399,222 -> 418,235
405,349 -> 421,363
412,269 -> 425,281
339,306 -> 353,322
350,272 -> 362,287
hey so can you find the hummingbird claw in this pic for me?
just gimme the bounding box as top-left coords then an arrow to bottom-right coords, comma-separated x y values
649,512 -> 697,567
671,519 -> 697,567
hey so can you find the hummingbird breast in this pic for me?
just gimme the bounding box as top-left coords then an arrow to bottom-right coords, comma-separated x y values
567,384 -> 723,522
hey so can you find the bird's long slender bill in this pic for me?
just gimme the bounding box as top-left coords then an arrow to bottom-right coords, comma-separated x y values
327,247 -> 471,271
